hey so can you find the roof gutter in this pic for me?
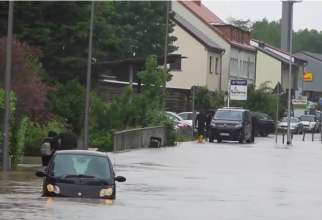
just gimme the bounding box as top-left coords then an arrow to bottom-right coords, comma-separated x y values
219,50 -> 226,91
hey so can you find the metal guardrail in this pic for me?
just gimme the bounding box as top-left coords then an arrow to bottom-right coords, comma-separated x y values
302,126 -> 315,142
113,126 -> 166,152
280,130 -> 293,144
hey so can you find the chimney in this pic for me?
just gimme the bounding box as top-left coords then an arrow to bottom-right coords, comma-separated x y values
258,42 -> 265,48
193,1 -> 201,6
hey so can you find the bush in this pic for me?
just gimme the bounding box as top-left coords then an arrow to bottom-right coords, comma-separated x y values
87,56 -> 178,151
0,89 -> 17,158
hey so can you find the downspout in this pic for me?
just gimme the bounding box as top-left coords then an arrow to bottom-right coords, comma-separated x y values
219,50 -> 226,91
254,49 -> 257,89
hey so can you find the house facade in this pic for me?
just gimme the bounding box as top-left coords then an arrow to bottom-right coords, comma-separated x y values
171,0 -> 256,92
295,51 -> 322,100
168,14 -> 224,92
251,39 -> 308,98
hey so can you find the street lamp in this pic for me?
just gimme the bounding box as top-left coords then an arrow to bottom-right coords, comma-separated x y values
83,1 -> 95,150
1,1 -> 14,171
285,0 -> 301,145
162,0 -> 170,110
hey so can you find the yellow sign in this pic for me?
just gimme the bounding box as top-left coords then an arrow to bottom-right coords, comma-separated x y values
303,72 -> 313,81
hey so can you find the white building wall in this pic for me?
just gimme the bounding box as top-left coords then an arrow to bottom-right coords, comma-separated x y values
168,23 -> 208,89
171,1 -> 230,91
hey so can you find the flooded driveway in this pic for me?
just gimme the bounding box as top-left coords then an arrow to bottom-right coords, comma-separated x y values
1,135 -> 322,219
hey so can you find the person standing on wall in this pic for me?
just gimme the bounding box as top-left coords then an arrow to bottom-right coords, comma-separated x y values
195,109 -> 207,143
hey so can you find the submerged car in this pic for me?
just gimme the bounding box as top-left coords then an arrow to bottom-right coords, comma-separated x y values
252,112 -> 275,137
209,108 -> 252,143
299,115 -> 320,132
35,150 -> 126,199
278,117 -> 303,134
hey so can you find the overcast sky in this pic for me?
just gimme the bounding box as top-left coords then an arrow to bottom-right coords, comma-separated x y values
202,1 -> 322,31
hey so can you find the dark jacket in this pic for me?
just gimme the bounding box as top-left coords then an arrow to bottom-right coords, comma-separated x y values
46,130 -> 59,151
195,112 -> 207,128
52,130 -> 78,150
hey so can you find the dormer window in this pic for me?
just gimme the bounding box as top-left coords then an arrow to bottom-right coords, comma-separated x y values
236,31 -> 239,42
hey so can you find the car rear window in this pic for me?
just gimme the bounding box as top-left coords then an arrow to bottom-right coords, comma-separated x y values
300,116 -> 314,122
214,110 -> 243,121
50,154 -> 111,179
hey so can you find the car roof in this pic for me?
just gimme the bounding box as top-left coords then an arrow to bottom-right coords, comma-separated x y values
178,112 -> 199,114
55,150 -> 108,157
301,115 -> 315,117
217,108 -> 248,112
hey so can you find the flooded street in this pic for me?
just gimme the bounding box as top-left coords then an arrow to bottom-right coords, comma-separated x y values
1,135 -> 322,219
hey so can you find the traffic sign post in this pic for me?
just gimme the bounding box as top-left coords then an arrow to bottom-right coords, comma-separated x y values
319,98 -> 322,141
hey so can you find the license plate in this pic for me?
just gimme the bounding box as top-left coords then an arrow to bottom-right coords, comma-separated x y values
220,133 -> 229,136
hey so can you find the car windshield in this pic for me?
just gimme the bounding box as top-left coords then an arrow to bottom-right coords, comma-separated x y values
300,116 -> 315,122
50,154 -> 111,179
281,118 -> 297,123
166,113 -> 183,121
214,110 -> 243,121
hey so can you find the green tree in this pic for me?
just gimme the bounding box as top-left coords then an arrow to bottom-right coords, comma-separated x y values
0,1 -> 178,85
227,17 -> 322,54
226,16 -> 252,31
112,1 -> 178,58
48,79 -> 86,135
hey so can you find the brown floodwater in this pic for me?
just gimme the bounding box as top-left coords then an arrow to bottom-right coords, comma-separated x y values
1,134 -> 322,219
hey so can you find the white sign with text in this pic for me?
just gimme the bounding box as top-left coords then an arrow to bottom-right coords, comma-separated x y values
229,80 -> 248,100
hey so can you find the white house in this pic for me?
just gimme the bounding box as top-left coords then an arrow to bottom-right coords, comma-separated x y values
167,13 -> 225,92
251,39 -> 308,98
171,0 -> 257,91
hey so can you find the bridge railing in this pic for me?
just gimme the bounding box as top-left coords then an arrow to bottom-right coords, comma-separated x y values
113,126 -> 166,152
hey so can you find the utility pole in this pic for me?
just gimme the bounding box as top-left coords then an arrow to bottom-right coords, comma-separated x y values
2,1 -> 14,171
83,1 -> 95,150
162,1 -> 170,110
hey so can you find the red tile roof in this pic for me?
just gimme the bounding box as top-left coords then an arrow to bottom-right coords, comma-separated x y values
251,39 -> 307,62
180,1 -> 225,24
179,1 -> 256,52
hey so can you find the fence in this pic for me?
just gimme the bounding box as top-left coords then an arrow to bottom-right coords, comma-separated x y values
113,126 -> 166,152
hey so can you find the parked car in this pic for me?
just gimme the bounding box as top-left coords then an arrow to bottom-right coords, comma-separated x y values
251,112 -> 275,137
177,112 -> 199,125
299,115 -> 320,132
277,117 -> 304,134
35,150 -> 126,199
165,112 -> 192,131
209,108 -> 252,143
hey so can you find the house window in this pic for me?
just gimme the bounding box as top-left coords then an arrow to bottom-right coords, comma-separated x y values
236,31 -> 239,42
209,56 -> 213,73
215,57 -> 219,74
241,33 -> 244,43
169,58 -> 181,71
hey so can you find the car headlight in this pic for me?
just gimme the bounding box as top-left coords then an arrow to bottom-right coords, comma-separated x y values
100,188 -> 113,197
310,123 -> 315,127
235,124 -> 242,128
47,184 -> 60,194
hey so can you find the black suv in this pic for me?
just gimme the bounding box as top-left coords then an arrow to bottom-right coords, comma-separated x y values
209,108 -> 252,143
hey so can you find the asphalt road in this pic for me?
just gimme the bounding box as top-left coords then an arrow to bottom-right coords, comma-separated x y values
1,134 -> 322,219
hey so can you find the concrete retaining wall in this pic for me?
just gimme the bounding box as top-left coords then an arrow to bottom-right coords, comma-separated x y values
113,126 -> 166,152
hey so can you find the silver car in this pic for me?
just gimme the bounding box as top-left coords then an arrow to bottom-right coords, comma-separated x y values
278,117 -> 303,134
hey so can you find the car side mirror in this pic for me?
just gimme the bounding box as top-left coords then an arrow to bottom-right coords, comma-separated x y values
115,176 -> 126,182
36,171 -> 45,177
